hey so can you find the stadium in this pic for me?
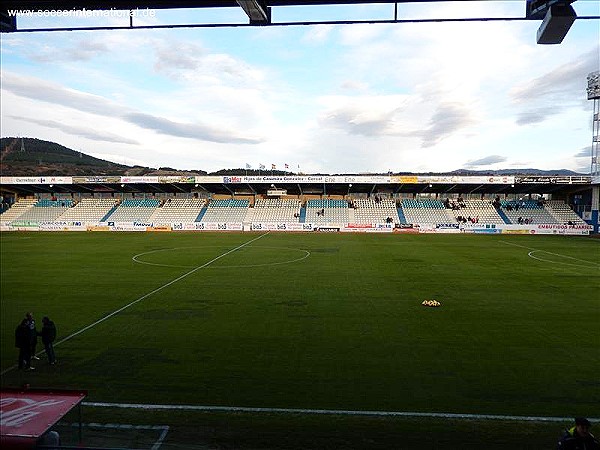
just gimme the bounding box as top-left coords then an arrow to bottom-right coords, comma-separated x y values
1,1 -> 600,449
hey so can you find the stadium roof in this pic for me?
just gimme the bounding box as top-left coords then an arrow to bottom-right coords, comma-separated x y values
2,0 -> 594,39
0,174 -> 594,197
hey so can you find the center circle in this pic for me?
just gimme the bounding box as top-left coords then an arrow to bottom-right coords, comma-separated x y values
132,245 -> 310,269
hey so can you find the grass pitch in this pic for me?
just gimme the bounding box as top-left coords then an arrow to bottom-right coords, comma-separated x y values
1,231 -> 599,447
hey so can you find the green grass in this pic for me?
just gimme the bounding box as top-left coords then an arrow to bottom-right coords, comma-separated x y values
1,232 -> 599,448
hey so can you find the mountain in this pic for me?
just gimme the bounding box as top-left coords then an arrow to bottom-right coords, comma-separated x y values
447,168 -> 585,176
0,137 -> 587,177
0,137 -> 207,176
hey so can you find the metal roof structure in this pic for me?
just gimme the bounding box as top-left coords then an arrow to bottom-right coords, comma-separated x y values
2,0 -> 596,41
0,174 -> 594,197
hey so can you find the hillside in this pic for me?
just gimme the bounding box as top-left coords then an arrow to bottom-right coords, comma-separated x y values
0,138 -> 207,177
0,137 -> 586,177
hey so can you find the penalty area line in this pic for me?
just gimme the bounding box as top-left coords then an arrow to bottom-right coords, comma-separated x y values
0,232 -> 270,377
61,422 -> 169,450
81,402 -> 599,423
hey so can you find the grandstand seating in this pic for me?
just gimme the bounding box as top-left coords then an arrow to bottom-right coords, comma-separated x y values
252,198 -> 301,223
500,200 -> 557,224
352,198 -> 399,224
149,198 -> 206,224
104,198 -> 161,222
201,199 -> 249,222
0,196 -> 587,228
56,198 -> 119,223
0,198 -> 37,223
545,200 -> 587,224
7,199 -> 74,223
305,199 -> 349,224
448,200 -> 505,225
401,199 -> 455,225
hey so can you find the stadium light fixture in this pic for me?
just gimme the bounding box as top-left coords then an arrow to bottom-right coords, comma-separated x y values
588,71 -> 600,176
588,71 -> 600,100
236,0 -> 271,25
536,2 -> 577,44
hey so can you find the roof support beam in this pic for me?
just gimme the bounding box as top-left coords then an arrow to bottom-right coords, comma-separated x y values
236,0 -> 271,25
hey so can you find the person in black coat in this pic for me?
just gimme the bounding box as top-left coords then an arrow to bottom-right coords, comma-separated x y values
26,312 -> 40,361
40,316 -> 57,365
557,418 -> 600,450
15,318 -> 33,370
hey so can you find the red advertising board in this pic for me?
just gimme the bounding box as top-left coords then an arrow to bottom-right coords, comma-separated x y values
1,388 -> 87,449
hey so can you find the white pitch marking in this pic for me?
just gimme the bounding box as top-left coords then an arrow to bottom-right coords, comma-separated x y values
501,240 -> 599,267
0,232 -> 270,376
132,245 -> 310,269
61,422 -> 169,450
82,402 -> 599,423
528,250 -> 600,268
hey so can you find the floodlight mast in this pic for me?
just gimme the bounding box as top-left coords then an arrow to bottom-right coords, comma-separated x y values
588,71 -> 600,177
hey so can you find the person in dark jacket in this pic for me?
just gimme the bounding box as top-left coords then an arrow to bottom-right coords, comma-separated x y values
40,316 -> 57,365
558,417 -> 600,450
15,318 -> 33,370
26,312 -> 40,360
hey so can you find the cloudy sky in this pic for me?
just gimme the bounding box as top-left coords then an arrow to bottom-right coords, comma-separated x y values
1,1 -> 599,174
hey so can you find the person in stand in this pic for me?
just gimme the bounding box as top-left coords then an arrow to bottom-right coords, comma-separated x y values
15,318 -> 33,370
40,316 -> 57,365
26,312 -> 40,360
557,417 -> 599,450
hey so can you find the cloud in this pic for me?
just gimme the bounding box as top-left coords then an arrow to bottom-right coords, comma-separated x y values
464,155 -> 507,168
419,102 -> 477,148
319,104 -> 399,137
318,95 -> 476,149
1,72 -> 121,117
2,71 -> 264,145
123,112 -> 264,144
574,146 -> 592,158
153,41 -> 206,74
152,39 -> 266,84
511,47 -> 599,125
28,39 -> 110,62
514,108 -> 548,126
340,80 -> 369,91
302,25 -> 334,44
9,115 -> 139,145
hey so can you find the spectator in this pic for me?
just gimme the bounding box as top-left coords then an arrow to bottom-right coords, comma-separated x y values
26,313 -> 40,361
557,417 -> 599,450
15,318 -> 33,370
37,430 -> 61,449
40,316 -> 57,365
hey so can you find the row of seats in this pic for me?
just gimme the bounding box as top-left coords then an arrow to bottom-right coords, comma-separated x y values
253,199 -> 301,222
36,199 -> 74,207
353,198 -> 399,224
150,199 -> 207,224
307,199 -> 348,208
59,198 -> 119,223
402,199 -> 445,209
201,199 -> 249,222
121,199 -> 161,208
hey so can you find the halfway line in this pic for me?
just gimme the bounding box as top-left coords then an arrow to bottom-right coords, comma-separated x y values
0,232 -> 269,376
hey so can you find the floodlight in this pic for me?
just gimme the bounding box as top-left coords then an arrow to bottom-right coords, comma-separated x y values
536,3 -> 576,44
588,71 -> 600,100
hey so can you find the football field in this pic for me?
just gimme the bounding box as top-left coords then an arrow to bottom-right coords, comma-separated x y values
1,231 -> 599,446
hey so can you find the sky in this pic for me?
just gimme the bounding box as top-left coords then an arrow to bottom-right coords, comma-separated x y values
1,1 -> 599,174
